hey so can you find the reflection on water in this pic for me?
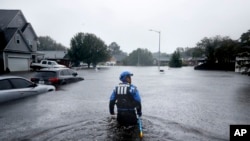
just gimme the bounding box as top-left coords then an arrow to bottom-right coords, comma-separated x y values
0,66 -> 249,141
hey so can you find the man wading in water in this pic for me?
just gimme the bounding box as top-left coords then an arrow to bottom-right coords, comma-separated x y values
109,71 -> 142,126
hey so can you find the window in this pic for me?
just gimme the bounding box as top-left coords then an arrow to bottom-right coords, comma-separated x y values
67,69 -> 74,75
0,79 -> 13,90
42,61 -> 47,64
51,62 -> 56,65
64,70 -> 71,75
35,71 -> 56,77
16,34 -> 20,44
28,40 -> 32,48
9,78 -> 32,89
60,70 -> 70,76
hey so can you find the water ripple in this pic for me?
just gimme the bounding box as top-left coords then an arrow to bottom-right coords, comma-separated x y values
17,115 -> 227,141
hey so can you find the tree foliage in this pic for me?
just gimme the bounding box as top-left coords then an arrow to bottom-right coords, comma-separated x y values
196,36 -> 237,63
38,36 -> 67,51
108,42 -> 122,55
169,50 -> 182,67
123,48 -> 153,66
67,32 -> 111,68
240,29 -> 250,47
108,42 -> 127,62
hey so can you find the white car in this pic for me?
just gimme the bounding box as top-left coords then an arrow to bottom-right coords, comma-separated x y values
0,76 -> 55,103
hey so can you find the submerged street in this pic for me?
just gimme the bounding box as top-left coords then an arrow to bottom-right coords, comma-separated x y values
0,66 -> 250,141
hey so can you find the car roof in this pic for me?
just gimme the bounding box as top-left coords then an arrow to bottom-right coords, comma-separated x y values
0,76 -> 27,80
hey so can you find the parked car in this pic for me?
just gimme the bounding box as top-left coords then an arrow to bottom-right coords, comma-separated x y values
0,76 -> 55,103
30,60 -> 66,71
30,68 -> 84,87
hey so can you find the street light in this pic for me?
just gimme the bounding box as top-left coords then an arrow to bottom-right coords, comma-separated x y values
149,29 -> 164,72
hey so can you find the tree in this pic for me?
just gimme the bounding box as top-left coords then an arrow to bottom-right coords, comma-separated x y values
240,29 -> 250,47
67,32 -> 111,68
123,48 -> 153,66
38,36 -> 67,51
214,38 -> 238,64
108,42 -> 122,55
196,35 -> 228,63
192,47 -> 204,58
169,50 -> 182,67
108,42 -> 127,63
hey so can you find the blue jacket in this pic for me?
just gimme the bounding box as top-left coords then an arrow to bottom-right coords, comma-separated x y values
109,82 -> 142,116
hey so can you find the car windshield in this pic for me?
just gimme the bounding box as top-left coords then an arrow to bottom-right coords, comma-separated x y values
34,71 -> 57,77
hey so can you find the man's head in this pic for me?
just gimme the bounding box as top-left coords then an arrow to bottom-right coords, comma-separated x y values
119,71 -> 133,83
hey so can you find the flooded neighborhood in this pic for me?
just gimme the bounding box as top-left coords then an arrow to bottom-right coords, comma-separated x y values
1,0 -> 250,140
0,66 -> 250,140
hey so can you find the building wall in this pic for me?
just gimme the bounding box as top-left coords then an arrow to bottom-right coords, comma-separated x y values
0,52 -> 4,73
4,52 -> 31,72
22,24 -> 37,52
5,32 -> 30,52
235,56 -> 250,73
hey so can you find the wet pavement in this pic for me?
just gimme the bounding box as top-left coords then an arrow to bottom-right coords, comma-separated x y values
0,66 -> 250,141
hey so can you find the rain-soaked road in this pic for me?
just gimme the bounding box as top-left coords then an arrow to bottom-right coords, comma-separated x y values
0,66 -> 250,141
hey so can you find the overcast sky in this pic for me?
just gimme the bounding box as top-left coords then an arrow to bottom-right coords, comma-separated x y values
1,0 -> 250,54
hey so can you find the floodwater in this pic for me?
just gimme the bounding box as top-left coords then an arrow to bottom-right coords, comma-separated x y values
0,66 -> 250,141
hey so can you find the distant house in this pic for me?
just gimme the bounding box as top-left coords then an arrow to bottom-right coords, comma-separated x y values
39,50 -> 67,60
106,56 -> 116,66
152,54 -> 170,66
235,52 -> 250,74
0,9 -> 40,73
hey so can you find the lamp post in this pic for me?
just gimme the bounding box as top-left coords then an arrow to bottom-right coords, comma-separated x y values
149,29 -> 164,72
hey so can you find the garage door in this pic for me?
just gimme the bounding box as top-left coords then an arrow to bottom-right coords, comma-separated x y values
8,57 -> 29,72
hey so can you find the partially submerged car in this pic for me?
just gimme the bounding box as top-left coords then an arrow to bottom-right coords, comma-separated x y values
0,76 -> 55,103
30,68 -> 84,87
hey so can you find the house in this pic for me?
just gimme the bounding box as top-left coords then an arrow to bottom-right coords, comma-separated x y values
235,52 -> 250,74
152,53 -> 170,66
0,9 -> 40,73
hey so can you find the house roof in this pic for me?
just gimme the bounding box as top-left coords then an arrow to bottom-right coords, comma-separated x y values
41,51 -> 67,59
0,10 -> 20,30
22,22 -> 38,39
0,28 -> 17,51
0,9 -> 34,52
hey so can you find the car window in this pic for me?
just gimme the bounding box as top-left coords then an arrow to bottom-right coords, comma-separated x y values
42,61 -> 46,64
9,78 -> 33,89
61,70 -> 70,76
67,69 -> 74,75
48,61 -> 52,65
0,79 -> 13,90
51,62 -> 56,65
60,70 -> 64,76
35,71 -> 57,77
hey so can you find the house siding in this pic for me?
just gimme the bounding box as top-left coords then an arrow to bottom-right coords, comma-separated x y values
0,52 -> 4,73
5,32 -> 31,53
22,25 -> 37,52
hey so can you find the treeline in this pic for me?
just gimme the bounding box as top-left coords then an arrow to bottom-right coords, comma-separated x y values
178,30 -> 250,64
38,29 -> 250,68
38,36 -> 67,51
